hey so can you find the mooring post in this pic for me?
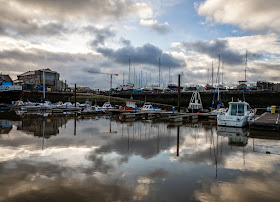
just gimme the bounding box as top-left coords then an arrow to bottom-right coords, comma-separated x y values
74,83 -> 77,107
178,74 -> 181,112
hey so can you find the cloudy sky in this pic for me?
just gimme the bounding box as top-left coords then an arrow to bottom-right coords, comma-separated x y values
0,0 -> 279,89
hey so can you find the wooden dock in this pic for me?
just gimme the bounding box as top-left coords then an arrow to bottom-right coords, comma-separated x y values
249,112 -> 280,131
119,111 -> 216,122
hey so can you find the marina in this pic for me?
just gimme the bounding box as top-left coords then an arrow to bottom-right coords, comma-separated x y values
0,1 -> 280,201
1,111 -> 280,201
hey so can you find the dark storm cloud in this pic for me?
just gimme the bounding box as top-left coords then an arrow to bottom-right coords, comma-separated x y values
120,37 -> 131,46
86,26 -> 116,46
0,1 -> 74,37
178,39 -> 261,65
96,43 -> 185,68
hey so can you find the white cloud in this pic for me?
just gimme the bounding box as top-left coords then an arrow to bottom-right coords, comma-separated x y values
197,0 -> 280,33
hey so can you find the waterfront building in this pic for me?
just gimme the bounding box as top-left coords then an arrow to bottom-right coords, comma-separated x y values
15,68 -> 67,91
0,74 -> 22,92
0,74 -> 13,86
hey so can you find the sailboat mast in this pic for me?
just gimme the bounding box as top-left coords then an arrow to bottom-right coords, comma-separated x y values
217,54 -> 220,101
146,72 -> 148,87
169,66 -> 171,83
211,61 -> 213,87
141,70 -> 143,88
134,67 -> 136,86
158,57 -> 161,87
222,62 -> 224,85
128,59 -> 131,84
245,50 -> 247,81
150,72 -> 151,87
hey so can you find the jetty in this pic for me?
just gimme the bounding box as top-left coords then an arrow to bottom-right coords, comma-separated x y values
249,112 -> 280,131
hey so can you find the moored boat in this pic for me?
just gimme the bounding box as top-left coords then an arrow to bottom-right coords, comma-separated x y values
141,102 -> 161,111
101,101 -> 114,110
217,100 -> 255,127
188,91 -> 203,113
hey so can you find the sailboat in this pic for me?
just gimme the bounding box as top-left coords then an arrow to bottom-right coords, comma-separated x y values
205,61 -> 215,90
210,55 -> 227,114
237,51 -> 248,90
188,91 -> 203,113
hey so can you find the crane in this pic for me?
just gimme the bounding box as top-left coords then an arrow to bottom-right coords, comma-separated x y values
88,71 -> 118,89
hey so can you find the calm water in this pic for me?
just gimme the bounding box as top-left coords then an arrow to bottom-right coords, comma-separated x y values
1,112 -> 280,202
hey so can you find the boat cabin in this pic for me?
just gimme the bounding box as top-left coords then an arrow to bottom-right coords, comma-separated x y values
228,102 -> 249,116
102,102 -> 113,109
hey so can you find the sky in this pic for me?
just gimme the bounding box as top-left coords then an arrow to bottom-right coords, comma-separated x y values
0,0 -> 279,89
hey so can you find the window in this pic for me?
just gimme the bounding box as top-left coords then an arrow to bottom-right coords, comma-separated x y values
237,104 -> 244,116
231,104 -> 237,116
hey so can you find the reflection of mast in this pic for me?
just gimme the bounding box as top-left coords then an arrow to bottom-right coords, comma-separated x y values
177,126 -> 180,157
127,125 -> 130,151
74,115 -> 77,136
157,126 -> 160,154
42,119 -> 45,150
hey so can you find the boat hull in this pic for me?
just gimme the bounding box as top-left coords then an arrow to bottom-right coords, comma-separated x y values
217,115 -> 248,127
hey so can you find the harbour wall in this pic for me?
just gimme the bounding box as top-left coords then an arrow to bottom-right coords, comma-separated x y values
1,90 -> 279,109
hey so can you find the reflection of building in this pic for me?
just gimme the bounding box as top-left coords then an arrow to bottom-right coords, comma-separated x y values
217,126 -> 249,147
15,69 -> 67,91
18,116 -> 68,138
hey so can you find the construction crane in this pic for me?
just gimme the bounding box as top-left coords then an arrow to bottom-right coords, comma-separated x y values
88,71 -> 118,89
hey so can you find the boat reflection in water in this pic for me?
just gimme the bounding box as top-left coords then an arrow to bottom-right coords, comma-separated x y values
217,126 -> 249,147
1,113 -> 280,201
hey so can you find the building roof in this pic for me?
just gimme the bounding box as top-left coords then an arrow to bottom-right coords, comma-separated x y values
38,68 -> 57,74
18,71 -> 36,77
0,74 -> 12,82
18,69 -> 58,77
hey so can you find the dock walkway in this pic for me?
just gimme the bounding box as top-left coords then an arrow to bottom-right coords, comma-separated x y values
249,112 -> 280,131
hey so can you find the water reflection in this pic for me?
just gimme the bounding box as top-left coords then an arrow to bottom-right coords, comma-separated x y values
0,113 -> 280,201
217,126 -> 249,147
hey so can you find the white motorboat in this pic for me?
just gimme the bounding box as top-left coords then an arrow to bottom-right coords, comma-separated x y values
101,101 -> 114,110
62,102 -> 73,108
141,102 -> 161,111
217,100 -> 255,127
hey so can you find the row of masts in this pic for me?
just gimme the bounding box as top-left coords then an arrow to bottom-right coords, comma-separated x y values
126,57 -> 167,88
125,50 -> 248,89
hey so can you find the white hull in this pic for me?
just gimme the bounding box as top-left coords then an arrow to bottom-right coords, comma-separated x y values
217,114 -> 248,127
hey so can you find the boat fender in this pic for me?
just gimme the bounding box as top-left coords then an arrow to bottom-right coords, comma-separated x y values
119,106 -> 123,110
